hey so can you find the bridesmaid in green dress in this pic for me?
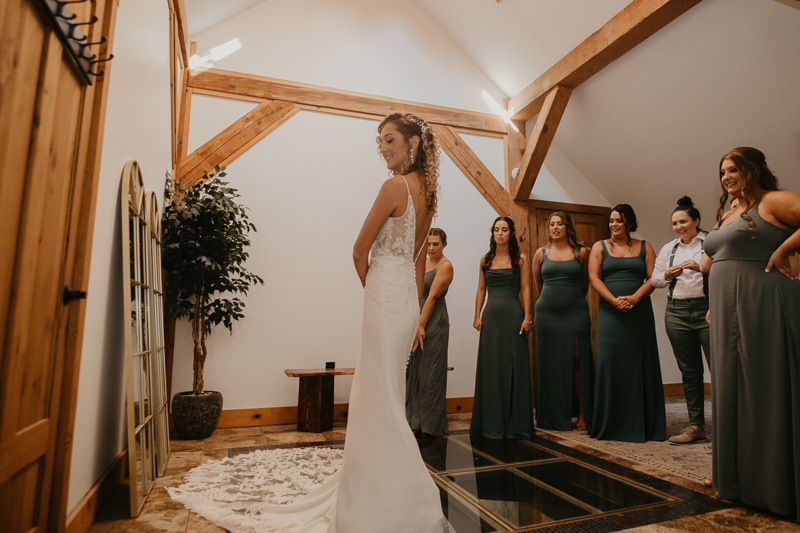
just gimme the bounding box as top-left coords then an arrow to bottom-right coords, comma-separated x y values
407,228 -> 453,437
588,204 -> 666,442
701,147 -> 800,519
532,212 -> 593,432
470,216 -> 535,439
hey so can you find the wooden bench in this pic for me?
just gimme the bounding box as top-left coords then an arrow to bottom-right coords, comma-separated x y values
285,366 -> 453,432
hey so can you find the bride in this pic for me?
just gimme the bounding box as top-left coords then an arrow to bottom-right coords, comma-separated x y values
170,113 -> 449,532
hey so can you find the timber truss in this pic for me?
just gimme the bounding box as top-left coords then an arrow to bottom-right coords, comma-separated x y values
172,0 -> 704,257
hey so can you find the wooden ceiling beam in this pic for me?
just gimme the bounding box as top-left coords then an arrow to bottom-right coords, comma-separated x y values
508,0 -> 703,121
188,68 -> 508,135
172,0 -> 190,66
179,99 -> 298,183
511,85 -> 571,201
432,124 -> 511,216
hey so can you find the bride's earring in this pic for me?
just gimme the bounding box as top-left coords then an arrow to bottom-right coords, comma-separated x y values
409,148 -> 414,165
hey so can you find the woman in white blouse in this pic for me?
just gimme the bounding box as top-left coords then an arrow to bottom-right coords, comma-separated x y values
651,196 -> 710,445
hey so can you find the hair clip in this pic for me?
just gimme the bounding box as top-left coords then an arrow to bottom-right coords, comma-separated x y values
410,117 -> 428,140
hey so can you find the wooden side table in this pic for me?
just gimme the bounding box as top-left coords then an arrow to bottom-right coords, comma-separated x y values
284,366 -> 455,433
284,368 -> 355,432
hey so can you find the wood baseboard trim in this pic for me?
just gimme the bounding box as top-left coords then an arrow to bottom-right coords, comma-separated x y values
446,396 -> 473,414
213,387 -> 705,429
65,449 -> 128,533
215,397 -> 476,428
664,383 -> 711,397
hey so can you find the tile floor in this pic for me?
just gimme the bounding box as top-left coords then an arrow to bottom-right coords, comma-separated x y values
89,412 -> 799,532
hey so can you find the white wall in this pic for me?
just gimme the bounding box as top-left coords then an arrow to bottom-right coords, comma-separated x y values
176,0 -> 608,410
68,0 -> 172,514
175,109 -> 504,404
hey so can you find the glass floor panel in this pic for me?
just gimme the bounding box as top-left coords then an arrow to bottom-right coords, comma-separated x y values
443,460 -> 672,529
434,478 -> 507,533
419,433 -> 557,472
515,461 -> 668,513
445,464 -> 592,528
418,435 -> 500,472
455,434 -> 558,466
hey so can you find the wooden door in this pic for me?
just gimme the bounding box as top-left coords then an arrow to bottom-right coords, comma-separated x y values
0,1 -> 117,531
528,200 -> 610,403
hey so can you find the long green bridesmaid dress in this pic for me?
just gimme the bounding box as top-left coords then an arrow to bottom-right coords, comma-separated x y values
470,268 -> 535,439
589,241 -> 666,442
704,204 -> 800,518
534,248 -> 594,431
406,265 -> 450,437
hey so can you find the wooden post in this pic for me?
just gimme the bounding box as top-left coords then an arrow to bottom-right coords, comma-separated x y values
502,102 -> 526,193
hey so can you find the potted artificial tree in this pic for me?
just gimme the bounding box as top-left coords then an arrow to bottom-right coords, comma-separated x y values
162,166 -> 263,439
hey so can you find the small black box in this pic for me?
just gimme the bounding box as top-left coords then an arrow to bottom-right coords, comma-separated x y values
325,361 -> 335,369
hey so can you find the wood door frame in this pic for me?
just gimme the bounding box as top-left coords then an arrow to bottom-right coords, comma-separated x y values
45,1 -> 120,531
527,199 -> 611,407
529,199 -> 612,218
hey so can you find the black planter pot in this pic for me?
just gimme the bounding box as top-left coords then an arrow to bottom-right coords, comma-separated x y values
172,391 -> 223,440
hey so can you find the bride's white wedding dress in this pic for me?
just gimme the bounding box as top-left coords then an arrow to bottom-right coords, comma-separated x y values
169,177 -> 450,532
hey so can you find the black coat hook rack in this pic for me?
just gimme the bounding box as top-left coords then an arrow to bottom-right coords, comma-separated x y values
33,0 -> 113,85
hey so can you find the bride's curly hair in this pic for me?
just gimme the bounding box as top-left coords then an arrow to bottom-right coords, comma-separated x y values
377,113 -> 441,216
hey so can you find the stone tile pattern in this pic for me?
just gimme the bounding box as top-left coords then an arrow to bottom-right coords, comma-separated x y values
89,409 -> 800,532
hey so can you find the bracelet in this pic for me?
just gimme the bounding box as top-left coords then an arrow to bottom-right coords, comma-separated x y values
523,319 -> 532,324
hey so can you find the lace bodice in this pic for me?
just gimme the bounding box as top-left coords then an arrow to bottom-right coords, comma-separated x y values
369,178 -> 423,265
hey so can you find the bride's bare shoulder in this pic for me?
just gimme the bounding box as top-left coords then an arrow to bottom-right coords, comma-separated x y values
377,176 -> 409,202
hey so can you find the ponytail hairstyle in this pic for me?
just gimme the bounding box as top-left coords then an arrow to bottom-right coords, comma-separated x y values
377,113 -> 441,216
482,216 -> 521,271
546,211 -> 584,254
673,196 -> 704,234
429,227 -> 447,247
717,147 -> 780,231
609,203 -> 637,251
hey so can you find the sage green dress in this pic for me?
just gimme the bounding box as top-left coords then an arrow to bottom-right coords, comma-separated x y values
534,248 -> 594,431
589,241 -> 666,442
406,265 -> 450,437
704,204 -> 800,518
470,268 -> 535,439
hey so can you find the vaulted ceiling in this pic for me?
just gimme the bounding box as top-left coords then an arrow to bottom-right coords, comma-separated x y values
183,0 -> 800,242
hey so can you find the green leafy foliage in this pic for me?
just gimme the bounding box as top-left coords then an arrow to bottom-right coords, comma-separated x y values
161,166 -> 264,393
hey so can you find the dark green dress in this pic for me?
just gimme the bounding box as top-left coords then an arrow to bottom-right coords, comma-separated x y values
704,204 -> 800,518
470,268 -> 535,439
534,249 -> 594,431
589,241 -> 666,442
406,266 -> 450,437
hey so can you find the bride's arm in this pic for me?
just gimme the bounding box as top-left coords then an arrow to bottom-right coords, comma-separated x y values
353,179 -> 405,287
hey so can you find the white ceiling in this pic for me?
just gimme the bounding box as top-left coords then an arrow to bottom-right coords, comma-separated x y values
413,0 -> 631,96
549,0 -> 800,242
184,0 -> 268,37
